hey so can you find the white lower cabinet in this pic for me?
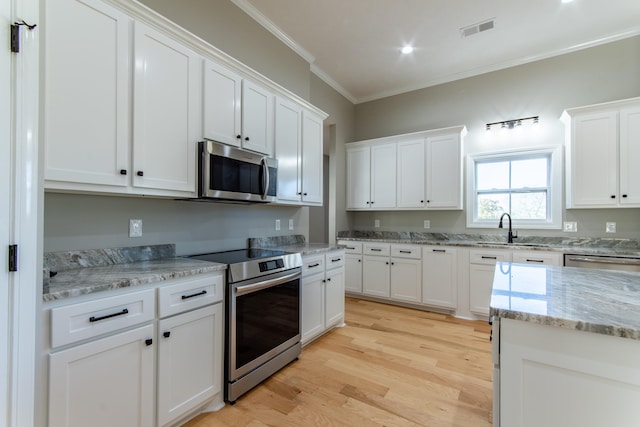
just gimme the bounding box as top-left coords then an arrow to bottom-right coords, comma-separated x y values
49,324 -> 155,427
390,245 -> 422,303
157,304 -> 223,427
301,251 -> 345,345
344,254 -> 363,293
469,249 -> 511,316
422,246 -> 457,309
362,256 -> 391,298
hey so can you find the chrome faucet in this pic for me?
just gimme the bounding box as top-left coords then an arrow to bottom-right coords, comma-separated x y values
498,212 -> 516,244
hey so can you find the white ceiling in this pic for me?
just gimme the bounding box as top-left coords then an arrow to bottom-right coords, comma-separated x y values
232,0 -> 640,104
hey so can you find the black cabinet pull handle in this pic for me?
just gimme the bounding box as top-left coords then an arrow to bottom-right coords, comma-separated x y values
331,258 -> 342,262
420,200 -> 424,203
432,249 -> 446,253
163,331 -> 171,338
481,256 -> 497,259
611,195 -> 616,199
303,192 -> 308,196
308,263 -> 320,268
399,250 -> 412,254
327,278 -> 331,281
358,259 -> 361,263
89,308 -> 128,323
385,261 -> 389,265
245,137 -> 250,141
120,169 -> 127,175
622,194 -> 628,198
370,248 -> 382,252
236,134 -> 241,139
181,290 -> 207,300
346,246 -> 356,250
145,338 -> 153,346
526,259 -> 544,263
137,171 -> 144,177
426,200 -> 430,203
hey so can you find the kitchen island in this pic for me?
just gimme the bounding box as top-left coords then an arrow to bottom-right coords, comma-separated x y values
490,263 -> 640,427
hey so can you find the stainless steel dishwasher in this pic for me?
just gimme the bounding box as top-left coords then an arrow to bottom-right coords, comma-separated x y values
564,254 -> 640,272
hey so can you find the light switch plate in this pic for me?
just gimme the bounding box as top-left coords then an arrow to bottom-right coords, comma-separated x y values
423,220 -> 430,229
129,219 -> 142,238
374,219 -> 380,228
606,222 -> 616,233
563,221 -> 577,233
289,219 -> 294,230
275,219 -> 281,231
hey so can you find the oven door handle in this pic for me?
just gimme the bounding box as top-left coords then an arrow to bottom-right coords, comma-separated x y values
235,271 -> 301,296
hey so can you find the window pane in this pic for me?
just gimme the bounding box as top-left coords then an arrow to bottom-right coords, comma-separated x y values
477,161 -> 509,190
512,158 -> 548,188
477,193 -> 509,220
511,192 -> 546,219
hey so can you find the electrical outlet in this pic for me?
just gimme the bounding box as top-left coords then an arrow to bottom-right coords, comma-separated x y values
275,219 -> 281,231
289,219 -> 294,230
374,219 -> 380,228
129,219 -> 142,238
563,221 -> 577,233
606,222 -> 616,233
423,220 -> 430,229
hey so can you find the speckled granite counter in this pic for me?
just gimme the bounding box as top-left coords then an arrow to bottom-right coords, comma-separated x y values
248,235 -> 343,255
490,262 -> 640,340
337,230 -> 640,257
43,244 -> 226,302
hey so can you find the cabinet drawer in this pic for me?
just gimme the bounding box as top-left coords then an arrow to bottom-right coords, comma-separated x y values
363,243 -> 391,257
158,272 -> 224,318
512,251 -> 563,266
51,288 -> 155,348
302,254 -> 325,276
325,251 -> 345,270
391,244 -> 421,259
338,241 -> 362,254
469,249 -> 511,265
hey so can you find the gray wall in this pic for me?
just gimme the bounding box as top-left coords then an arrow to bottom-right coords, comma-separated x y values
44,0 -> 355,253
349,36 -> 640,239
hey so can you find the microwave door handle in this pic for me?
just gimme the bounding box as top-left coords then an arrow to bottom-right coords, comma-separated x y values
261,157 -> 269,200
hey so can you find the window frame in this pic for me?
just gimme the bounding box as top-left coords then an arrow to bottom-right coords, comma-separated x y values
466,146 -> 563,229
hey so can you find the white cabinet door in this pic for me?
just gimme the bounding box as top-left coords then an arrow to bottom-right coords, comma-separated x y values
157,304 -> 222,427
390,258 -> 421,303
49,325 -> 154,427
302,273 -> 325,344
569,111 -> 618,207
469,264 -> 496,316
346,146 -> 371,209
133,22 -> 200,193
241,80 -> 274,155
619,105 -> 640,206
301,111 -> 323,204
397,139 -> 426,208
362,255 -> 390,297
275,97 -> 302,203
425,133 -> 462,209
203,60 -> 242,147
325,268 -> 345,328
370,143 -> 397,208
44,0 -> 131,188
344,254 -> 363,294
422,247 -> 457,309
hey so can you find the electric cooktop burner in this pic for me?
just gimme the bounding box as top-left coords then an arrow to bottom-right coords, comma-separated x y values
188,248 -> 287,265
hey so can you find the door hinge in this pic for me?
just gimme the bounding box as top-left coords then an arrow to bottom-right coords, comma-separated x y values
9,245 -> 18,272
11,20 -> 37,53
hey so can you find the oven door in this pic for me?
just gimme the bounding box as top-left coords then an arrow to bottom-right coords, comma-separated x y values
228,269 -> 301,381
199,140 -> 277,202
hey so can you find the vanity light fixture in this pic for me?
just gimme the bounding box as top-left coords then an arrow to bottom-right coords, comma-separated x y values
486,115 -> 539,131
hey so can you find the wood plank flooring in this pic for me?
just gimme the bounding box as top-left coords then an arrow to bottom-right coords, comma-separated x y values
184,298 -> 493,427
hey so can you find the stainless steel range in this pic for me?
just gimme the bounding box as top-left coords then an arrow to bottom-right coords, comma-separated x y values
188,248 -> 302,403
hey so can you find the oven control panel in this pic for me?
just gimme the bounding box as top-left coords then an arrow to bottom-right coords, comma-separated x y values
259,259 -> 284,272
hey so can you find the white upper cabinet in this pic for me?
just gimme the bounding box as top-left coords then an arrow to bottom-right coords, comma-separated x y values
44,0 -> 201,197
563,97 -> 640,208
203,60 -> 274,156
133,22 -> 201,193
397,139 -> 426,208
425,133 -> 463,209
274,98 -> 323,205
44,0 -> 131,188
347,126 -> 465,211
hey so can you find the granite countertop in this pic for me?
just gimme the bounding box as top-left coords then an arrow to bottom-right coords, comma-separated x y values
275,243 -> 344,256
490,262 -> 640,340
43,244 -> 226,302
336,231 -> 640,257
247,235 -> 343,255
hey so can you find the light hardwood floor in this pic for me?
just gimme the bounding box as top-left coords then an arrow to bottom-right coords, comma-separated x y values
184,298 -> 493,427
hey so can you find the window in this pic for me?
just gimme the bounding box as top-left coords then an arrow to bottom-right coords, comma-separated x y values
466,146 -> 562,229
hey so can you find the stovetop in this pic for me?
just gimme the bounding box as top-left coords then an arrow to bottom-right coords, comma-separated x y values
188,248 -> 287,265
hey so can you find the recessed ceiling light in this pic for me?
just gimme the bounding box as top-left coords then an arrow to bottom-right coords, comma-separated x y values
401,46 -> 414,54
561,0 -> 573,3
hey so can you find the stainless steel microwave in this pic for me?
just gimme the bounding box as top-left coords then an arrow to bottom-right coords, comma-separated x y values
197,140 -> 277,203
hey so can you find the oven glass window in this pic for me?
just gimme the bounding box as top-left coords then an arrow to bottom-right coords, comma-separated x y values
235,279 -> 300,369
